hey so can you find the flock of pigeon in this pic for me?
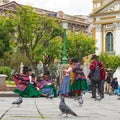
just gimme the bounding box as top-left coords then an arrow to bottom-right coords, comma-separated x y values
12,94 -> 120,117
12,95 -> 84,117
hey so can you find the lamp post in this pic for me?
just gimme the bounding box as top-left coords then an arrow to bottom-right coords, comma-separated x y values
62,21 -> 68,64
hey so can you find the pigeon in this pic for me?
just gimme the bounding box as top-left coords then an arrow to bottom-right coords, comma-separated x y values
12,96 -> 23,107
77,95 -> 84,106
59,96 -> 77,117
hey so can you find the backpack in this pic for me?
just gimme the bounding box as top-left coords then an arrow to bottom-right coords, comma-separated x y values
92,63 -> 101,81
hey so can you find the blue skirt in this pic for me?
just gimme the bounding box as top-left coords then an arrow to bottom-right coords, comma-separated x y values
59,76 -> 70,95
41,85 -> 57,97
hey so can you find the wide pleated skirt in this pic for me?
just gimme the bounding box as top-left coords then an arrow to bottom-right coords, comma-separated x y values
69,78 -> 88,93
13,83 -> 41,97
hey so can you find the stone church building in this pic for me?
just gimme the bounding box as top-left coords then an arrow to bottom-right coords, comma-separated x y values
90,0 -> 120,55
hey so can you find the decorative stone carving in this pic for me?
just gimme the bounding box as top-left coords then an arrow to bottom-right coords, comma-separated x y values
113,22 -> 120,30
99,1 -> 120,14
103,24 -> 114,30
96,24 -> 102,32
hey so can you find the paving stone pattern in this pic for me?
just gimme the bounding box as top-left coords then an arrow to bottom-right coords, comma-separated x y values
0,93 -> 120,120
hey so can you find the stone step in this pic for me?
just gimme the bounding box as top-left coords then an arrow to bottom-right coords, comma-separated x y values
0,91 -> 19,97
6,86 -> 16,91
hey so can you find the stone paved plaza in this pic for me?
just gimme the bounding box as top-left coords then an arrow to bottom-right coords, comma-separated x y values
0,92 -> 120,120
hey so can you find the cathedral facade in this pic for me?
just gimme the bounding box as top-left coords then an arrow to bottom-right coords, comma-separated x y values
90,0 -> 120,55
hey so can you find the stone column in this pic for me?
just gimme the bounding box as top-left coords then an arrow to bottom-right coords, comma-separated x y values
113,22 -> 120,55
95,24 -> 102,55
0,74 -> 7,91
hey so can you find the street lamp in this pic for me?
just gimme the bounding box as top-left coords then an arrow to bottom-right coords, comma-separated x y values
62,21 -> 68,64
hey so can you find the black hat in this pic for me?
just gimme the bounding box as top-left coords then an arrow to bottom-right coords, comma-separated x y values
44,71 -> 50,76
71,58 -> 79,63
91,54 -> 98,60
31,73 -> 35,78
23,66 -> 31,72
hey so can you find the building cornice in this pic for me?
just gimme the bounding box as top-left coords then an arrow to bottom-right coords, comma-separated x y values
94,20 -> 120,24
92,10 -> 120,17
90,0 -> 115,16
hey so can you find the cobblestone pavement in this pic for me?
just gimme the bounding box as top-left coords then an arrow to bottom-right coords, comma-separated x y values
0,93 -> 120,120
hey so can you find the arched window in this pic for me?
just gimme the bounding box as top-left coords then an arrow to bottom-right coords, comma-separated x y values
105,32 -> 113,52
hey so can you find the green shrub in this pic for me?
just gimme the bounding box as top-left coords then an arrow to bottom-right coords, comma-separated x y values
0,66 -> 11,76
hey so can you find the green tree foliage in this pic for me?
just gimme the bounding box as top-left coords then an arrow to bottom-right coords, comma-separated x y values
0,6 -> 96,75
10,6 -> 63,73
0,14 -> 15,66
0,66 -> 11,76
5,50 -> 31,72
99,52 -> 120,74
35,36 -> 62,70
67,31 -> 96,62
0,16 -> 10,58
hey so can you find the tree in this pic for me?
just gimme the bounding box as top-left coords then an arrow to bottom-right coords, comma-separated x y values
1,6 -> 96,75
0,16 -> 11,58
67,31 -> 96,62
99,52 -> 120,75
0,14 -> 15,66
10,6 -> 63,74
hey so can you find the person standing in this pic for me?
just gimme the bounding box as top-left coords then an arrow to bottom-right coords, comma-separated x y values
58,61 -> 73,97
104,72 -> 113,94
111,77 -> 119,95
88,54 -> 106,99
69,58 -> 88,97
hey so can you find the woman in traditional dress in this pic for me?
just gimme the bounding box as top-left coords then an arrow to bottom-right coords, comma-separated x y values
69,58 -> 88,97
36,72 -> 57,97
13,66 -> 41,97
58,62 -> 73,97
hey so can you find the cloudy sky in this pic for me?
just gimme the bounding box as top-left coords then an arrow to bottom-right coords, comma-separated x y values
10,0 -> 93,15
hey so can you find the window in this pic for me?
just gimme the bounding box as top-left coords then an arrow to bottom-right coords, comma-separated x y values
105,32 -> 113,52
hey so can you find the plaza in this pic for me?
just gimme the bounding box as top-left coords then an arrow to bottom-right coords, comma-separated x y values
0,92 -> 120,120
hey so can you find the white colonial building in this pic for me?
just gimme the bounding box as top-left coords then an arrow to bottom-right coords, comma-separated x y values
90,0 -> 120,84
90,0 -> 120,55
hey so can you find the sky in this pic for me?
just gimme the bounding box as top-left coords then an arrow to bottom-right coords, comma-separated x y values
10,0 -> 93,15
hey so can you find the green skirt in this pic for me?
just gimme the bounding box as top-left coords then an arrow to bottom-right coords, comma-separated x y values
13,84 -> 42,97
69,78 -> 88,93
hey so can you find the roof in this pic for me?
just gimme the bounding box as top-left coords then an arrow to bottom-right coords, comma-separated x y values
0,1 -> 90,26
90,0 -> 116,16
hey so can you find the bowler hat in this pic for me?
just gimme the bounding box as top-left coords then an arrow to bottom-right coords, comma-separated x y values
23,66 -> 31,72
91,54 -> 98,60
71,58 -> 79,63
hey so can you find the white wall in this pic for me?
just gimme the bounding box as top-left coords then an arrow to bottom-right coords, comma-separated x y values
115,28 -> 120,55
95,24 -> 102,55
